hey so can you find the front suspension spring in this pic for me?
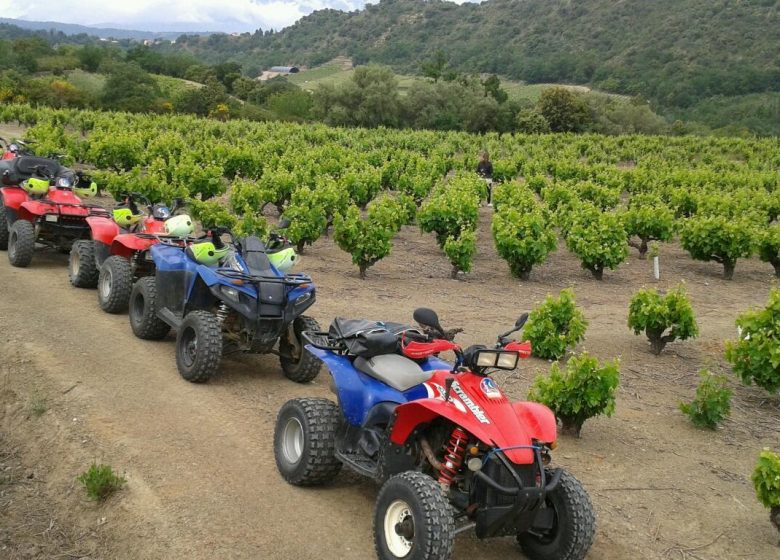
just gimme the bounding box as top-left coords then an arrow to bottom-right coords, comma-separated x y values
438,426 -> 468,490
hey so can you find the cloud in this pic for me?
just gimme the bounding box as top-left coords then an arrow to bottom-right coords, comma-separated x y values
0,0 -> 369,32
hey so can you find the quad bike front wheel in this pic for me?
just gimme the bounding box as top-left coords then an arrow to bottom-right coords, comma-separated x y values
8,220 -> 35,267
279,315 -> 322,383
175,310 -> 222,383
273,398 -> 342,486
69,240 -> 99,288
374,471 -> 455,560
0,197 -> 8,250
98,256 -> 133,313
517,469 -> 596,560
129,276 -> 170,340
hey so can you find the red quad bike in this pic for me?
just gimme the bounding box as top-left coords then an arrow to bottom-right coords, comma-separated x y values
70,192 -> 192,314
274,308 -> 595,560
0,156 -> 107,267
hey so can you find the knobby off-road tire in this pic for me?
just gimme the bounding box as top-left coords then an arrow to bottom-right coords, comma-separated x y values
279,315 -> 322,383
129,276 -> 170,340
0,196 -> 9,250
69,240 -> 99,288
374,471 -> 455,560
98,256 -> 133,313
274,398 -> 342,486
175,310 -> 222,383
8,220 -> 34,267
517,469 -> 596,560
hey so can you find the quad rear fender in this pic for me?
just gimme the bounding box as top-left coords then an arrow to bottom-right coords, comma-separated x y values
110,234 -> 155,258
86,216 -> 121,245
0,186 -> 29,211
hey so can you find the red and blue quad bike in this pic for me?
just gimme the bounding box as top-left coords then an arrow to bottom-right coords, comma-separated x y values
0,138 -> 32,160
274,309 -> 595,560
0,156 -> 107,267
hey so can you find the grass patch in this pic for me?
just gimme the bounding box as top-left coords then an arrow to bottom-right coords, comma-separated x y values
78,463 -> 126,501
29,395 -> 47,418
65,70 -> 106,97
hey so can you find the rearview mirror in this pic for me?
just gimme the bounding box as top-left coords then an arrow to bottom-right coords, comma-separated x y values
515,313 -> 529,330
413,307 -> 443,334
278,217 -> 291,229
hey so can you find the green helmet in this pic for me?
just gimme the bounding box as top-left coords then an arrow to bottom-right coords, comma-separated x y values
188,241 -> 231,266
113,206 -> 144,227
23,177 -> 49,196
75,181 -> 98,198
165,214 -> 194,237
268,247 -> 297,273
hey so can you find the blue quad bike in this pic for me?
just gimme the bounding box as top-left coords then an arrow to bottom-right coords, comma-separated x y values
128,228 -> 321,383
273,308 -> 595,560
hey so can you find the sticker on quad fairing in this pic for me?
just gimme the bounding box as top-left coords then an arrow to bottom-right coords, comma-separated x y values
480,377 -> 502,399
452,382 -> 490,424
423,382 -> 468,415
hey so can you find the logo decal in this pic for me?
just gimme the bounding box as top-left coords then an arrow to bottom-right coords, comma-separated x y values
480,378 -> 502,399
452,382 -> 490,424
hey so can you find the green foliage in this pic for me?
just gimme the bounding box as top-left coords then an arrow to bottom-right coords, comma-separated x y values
752,449 -> 780,509
418,176 -> 480,247
566,208 -> 628,279
528,352 -> 620,437
492,207 -> 557,280
515,110 -> 550,134
573,180 -> 620,210
78,463 -> 126,501
284,185 -> 328,253
624,198 -> 675,257
491,181 -> 537,213
726,288 -> 780,394
524,289 -> 588,360
758,223 -> 780,278
101,62 -> 161,112
628,286 -> 698,355
679,369 -> 731,429
188,199 -> 238,230
679,215 -> 756,279
332,195 -> 404,278
538,87 -> 591,133
443,229 -> 477,278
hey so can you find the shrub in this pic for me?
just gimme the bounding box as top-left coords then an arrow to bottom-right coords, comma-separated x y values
443,229 -> 477,278
624,199 -> 675,258
188,199 -> 238,230
679,370 -> 732,429
627,286 -> 698,355
566,208 -> 628,279
418,178 -> 480,247
679,215 -> 756,280
524,288 -> 587,360
528,352 -> 620,437
492,207 -> 557,280
573,180 -> 620,210
751,449 -> 780,534
725,288 -> 780,393
284,186 -> 328,253
491,181 -> 537,213
758,223 -> 780,278
78,463 -> 126,501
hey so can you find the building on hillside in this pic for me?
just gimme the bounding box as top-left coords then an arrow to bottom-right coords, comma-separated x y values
257,66 -> 301,81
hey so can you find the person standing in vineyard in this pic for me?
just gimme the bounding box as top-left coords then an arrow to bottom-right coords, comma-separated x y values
476,150 -> 494,206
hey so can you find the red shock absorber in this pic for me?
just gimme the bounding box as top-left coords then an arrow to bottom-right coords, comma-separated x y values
438,427 -> 469,490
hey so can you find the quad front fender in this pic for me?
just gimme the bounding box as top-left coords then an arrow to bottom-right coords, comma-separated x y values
110,233 -> 155,259
86,216 -> 121,245
512,401 -> 557,444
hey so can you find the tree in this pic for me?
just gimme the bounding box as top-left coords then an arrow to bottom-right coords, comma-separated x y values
537,87 -> 591,132
77,45 -> 105,72
421,50 -> 448,83
679,215 -> 756,280
312,65 -> 401,128
481,74 -> 508,104
101,62 -> 161,112
515,110 -> 551,133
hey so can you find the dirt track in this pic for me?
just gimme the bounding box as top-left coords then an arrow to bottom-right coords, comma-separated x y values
1,206 -> 780,559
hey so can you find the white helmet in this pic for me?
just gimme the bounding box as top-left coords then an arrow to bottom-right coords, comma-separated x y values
165,214 -> 194,237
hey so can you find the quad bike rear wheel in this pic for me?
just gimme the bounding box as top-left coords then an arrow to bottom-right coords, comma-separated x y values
8,220 -> 34,267
279,315 -> 322,383
129,276 -> 170,340
517,469 -> 596,560
98,256 -> 133,313
374,471 -> 455,560
273,398 -> 342,486
175,310 -> 222,383
0,196 -> 8,250
69,240 -> 99,288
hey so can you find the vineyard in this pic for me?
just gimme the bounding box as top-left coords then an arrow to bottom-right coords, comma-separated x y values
1,104 -> 780,559
4,103 -> 780,282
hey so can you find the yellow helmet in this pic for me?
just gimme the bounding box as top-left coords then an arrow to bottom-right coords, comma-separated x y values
165,214 -> 194,237
113,207 -> 144,227
268,247 -> 297,273
75,180 -> 98,198
188,241 -> 230,266
23,177 -> 49,196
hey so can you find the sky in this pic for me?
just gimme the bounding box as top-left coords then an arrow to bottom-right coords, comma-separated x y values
0,0 -> 396,32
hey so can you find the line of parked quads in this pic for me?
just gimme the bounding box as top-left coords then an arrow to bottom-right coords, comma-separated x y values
0,140 -> 596,560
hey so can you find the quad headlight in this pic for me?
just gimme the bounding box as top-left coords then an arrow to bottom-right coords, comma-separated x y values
221,286 -> 239,301
56,176 -> 73,188
473,350 -> 519,371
